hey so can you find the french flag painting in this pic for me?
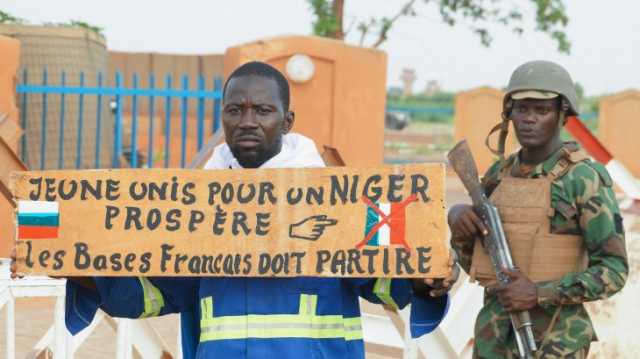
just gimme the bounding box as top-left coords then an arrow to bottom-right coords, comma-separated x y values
17,201 -> 59,240
355,194 -> 417,250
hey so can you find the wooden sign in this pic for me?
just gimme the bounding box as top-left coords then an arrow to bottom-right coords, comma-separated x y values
11,165 -> 447,277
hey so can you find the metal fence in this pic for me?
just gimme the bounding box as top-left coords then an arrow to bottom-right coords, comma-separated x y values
16,69 -> 223,170
16,72 -> 601,171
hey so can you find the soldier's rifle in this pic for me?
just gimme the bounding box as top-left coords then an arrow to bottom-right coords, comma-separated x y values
447,140 -> 537,359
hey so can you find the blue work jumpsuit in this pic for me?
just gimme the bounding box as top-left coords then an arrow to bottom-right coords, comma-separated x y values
66,276 -> 448,358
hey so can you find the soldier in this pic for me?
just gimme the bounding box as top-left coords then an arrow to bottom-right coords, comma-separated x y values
448,60 -> 628,358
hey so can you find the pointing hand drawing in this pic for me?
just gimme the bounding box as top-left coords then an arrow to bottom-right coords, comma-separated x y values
289,215 -> 338,241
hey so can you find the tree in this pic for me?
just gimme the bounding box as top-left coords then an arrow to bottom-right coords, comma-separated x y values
0,9 -> 103,35
0,10 -> 25,24
307,0 -> 571,53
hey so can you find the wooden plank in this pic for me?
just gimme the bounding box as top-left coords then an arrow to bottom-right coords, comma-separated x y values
12,165 -> 447,277
0,135 -> 25,257
0,136 -> 26,205
0,113 -> 22,150
187,130 -> 224,169
321,145 -> 346,167
364,342 -> 404,358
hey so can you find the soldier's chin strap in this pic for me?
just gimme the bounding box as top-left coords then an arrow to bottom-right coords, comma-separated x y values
558,98 -> 569,127
485,97 -> 570,167
485,117 -> 509,161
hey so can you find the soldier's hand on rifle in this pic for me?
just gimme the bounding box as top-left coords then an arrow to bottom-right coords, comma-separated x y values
493,267 -> 537,312
448,204 -> 488,241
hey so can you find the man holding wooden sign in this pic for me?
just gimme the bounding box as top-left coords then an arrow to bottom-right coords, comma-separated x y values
11,61 -> 457,358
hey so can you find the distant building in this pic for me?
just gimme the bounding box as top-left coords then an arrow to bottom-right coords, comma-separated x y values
423,79 -> 442,96
400,68 -> 416,98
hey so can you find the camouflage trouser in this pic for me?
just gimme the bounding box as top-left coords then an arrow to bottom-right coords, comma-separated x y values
535,344 -> 589,359
472,344 -> 590,359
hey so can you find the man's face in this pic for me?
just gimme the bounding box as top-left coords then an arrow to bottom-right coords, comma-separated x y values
222,75 -> 293,168
510,98 -> 561,149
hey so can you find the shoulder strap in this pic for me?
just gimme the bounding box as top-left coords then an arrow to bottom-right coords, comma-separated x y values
569,150 -> 589,163
547,147 -> 590,180
481,154 -> 516,195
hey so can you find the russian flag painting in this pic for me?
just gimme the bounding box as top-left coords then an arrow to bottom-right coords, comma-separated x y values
357,194 -> 417,250
17,201 -> 59,240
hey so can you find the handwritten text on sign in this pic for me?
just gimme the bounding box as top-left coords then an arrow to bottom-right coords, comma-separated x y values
12,165 -> 447,277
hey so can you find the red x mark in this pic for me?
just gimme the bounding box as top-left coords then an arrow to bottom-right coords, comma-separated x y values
355,193 -> 418,250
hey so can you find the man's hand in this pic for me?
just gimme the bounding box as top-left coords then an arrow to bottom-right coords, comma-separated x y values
493,267 -> 538,312
10,247 -> 96,290
413,249 -> 460,297
448,204 -> 488,242
9,247 -> 23,279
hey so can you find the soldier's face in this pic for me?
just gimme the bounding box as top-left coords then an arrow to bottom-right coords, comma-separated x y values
222,75 -> 293,168
511,98 -> 561,149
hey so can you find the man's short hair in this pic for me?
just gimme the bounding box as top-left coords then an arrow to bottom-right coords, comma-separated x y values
223,61 -> 290,111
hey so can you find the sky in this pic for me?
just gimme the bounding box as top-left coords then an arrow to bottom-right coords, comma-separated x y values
3,0 -> 639,96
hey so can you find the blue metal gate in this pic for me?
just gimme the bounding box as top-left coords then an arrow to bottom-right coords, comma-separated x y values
16,69 -> 223,170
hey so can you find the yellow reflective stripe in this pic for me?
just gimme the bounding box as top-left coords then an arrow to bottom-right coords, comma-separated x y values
201,327 -> 348,341
200,296 -> 213,320
137,277 -> 164,318
200,318 -> 362,341
344,317 -> 363,340
200,294 -> 363,342
298,293 -> 317,315
373,278 -> 399,309
201,313 -> 345,326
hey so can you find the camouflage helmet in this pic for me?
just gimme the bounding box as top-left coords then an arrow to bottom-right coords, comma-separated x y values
505,60 -> 579,116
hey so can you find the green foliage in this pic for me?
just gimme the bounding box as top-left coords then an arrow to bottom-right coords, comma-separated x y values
307,0 -> 571,53
388,92 -> 454,106
68,20 -> 104,35
308,0 -> 340,37
389,92 -> 455,104
435,0 -> 570,53
0,10 -> 103,36
42,20 -> 104,36
0,10 -> 26,24
532,0 -> 570,53
387,92 -> 455,123
583,96 -> 599,114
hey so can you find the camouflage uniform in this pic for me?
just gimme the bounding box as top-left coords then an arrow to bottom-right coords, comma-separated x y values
452,142 -> 628,358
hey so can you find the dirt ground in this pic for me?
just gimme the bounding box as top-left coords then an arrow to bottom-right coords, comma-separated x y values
0,295 -> 181,358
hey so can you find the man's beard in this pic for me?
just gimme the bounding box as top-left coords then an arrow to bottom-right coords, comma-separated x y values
231,137 -> 283,169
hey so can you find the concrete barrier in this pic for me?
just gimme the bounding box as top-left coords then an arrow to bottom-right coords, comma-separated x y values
454,86 -> 518,174
599,90 -> 640,178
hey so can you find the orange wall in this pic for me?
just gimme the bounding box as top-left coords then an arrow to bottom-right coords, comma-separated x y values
0,35 -> 20,258
224,36 -> 387,166
454,86 -> 518,174
0,35 -> 20,150
599,90 -> 640,177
